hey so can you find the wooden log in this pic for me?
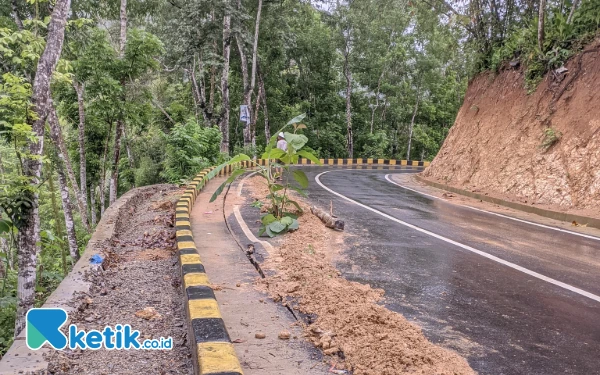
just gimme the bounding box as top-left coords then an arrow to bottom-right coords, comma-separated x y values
310,205 -> 345,230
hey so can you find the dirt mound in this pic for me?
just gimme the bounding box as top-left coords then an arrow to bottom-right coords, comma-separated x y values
246,176 -> 474,375
423,40 -> 600,216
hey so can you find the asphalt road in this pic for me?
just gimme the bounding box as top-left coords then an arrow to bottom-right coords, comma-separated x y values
300,166 -> 600,375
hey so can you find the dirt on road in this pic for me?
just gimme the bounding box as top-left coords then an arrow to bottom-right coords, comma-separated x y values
244,176 -> 475,375
46,184 -> 194,375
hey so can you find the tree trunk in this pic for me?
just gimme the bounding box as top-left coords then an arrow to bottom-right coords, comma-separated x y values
48,107 -> 91,232
110,0 -> 127,205
236,34 -> 252,147
15,0 -> 71,337
407,94 -> 420,161
567,0 -> 579,24
538,0 -> 546,53
10,0 -> 24,30
123,124 -> 135,188
99,121 -> 112,216
46,164 -> 67,276
259,69 -> 270,141
343,51 -> 353,158
119,0 -> 127,58
370,70 -> 385,134
47,136 -> 80,264
109,119 -> 124,205
220,11 -> 232,153
90,184 -> 97,226
73,81 -> 89,222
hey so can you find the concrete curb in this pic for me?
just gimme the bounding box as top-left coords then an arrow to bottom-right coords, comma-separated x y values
0,184 -> 162,375
176,167 -> 243,375
415,175 -> 600,230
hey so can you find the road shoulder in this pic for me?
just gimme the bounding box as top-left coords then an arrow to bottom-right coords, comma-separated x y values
190,177 -> 328,374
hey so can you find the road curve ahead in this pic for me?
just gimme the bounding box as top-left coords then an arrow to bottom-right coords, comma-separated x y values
301,166 -> 600,375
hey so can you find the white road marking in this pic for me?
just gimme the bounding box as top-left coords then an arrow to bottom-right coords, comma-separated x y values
384,174 -> 600,242
315,170 -> 600,303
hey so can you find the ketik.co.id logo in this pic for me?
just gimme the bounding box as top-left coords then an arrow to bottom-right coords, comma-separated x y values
26,308 -> 172,350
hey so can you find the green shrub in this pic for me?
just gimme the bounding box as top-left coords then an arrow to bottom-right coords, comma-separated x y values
161,120 -> 223,183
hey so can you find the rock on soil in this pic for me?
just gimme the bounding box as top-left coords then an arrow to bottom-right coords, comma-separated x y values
46,184 -> 193,375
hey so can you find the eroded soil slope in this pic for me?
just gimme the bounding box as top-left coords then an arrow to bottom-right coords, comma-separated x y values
424,40 -> 600,215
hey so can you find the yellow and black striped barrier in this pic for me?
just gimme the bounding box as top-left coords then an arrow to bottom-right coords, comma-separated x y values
176,166 -> 243,375
175,158 -> 427,374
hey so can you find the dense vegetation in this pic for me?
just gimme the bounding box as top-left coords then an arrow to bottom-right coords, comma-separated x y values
0,0 -> 598,356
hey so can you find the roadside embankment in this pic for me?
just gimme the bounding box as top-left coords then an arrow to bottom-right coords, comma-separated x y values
424,40 -> 600,216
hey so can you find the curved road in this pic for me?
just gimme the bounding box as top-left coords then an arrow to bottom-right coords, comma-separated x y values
300,166 -> 600,375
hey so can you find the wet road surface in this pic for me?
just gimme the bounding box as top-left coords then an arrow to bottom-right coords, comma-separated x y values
300,166 -> 600,375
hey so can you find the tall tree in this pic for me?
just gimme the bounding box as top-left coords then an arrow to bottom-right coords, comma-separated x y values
14,0 -> 71,336
109,0 -> 128,205
220,7 -> 232,153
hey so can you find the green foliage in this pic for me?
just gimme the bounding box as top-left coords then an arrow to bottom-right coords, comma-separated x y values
161,120 -> 223,183
477,0 -> 600,90
208,114 -> 320,237
540,127 -> 562,151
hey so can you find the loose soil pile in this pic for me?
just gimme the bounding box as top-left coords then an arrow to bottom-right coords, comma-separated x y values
47,185 -> 193,375
245,176 -> 475,375
424,39 -> 600,217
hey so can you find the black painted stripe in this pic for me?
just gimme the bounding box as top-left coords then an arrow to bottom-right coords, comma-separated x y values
177,235 -> 194,242
191,318 -> 231,343
179,249 -> 198,255
182,263 -> 206,274
176,224 -> 191,230
176,217 -> 190,222
187,285 -> 216,300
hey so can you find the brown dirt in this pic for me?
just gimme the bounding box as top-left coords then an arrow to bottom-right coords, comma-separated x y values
423,39 -> 600,218
46,184 -> 193,375
244,176 -> 475,375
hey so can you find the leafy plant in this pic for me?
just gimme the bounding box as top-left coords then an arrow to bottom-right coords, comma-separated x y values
206,113 -> 321,237
540,127 -> 562,151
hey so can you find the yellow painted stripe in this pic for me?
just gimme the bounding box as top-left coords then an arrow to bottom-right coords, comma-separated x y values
189,299 -> 221,319
319,159 -> 324,165
301,158 -> 307,165
337,158 -> 344,165
176,213 -> 190,219
377,159 -> 385,164
389,159 -> 397,165
401,160 -> 408,166
177,229 -> 193,237
412,160 -> 419,166
181,254 -> 202,265
197,342 -> 243,375
178,241 -> 196,250
356,158 -> 363,164
424,161 -> 430,167
177,220 -> 191,227
367,158 -> 373,164
184,273 -> 210,288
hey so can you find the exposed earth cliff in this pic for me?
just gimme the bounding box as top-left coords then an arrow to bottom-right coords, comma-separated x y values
423,40 -> 600,216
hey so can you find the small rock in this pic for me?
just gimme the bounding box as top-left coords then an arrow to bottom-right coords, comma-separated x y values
99,289 -> 108,296
278,330 -> 291,340
236,283 -> 241,287
84,316 -> 94,323
324,347 -> 339,355
255,332 -> 266,339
